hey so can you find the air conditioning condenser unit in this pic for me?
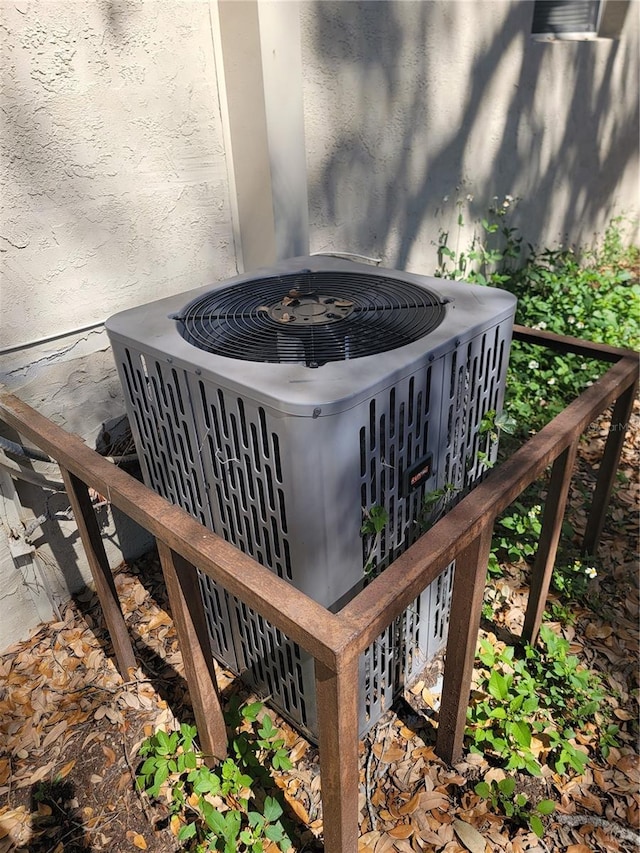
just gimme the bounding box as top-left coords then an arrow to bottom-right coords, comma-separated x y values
106,256 -> 516,740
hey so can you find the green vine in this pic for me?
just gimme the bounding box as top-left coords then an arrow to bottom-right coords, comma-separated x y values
136,701 -> 294,851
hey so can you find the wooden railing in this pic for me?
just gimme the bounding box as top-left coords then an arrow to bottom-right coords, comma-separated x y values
0,326 -> 637,852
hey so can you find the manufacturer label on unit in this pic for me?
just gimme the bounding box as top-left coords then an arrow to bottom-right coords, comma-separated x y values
404,453 -> 434,493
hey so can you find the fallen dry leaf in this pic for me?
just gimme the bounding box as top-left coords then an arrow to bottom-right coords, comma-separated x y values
616,754 -> 640,783
398,791 -> 421,815
452,818 -> 487,853
289,738 -> 309,764
286,794 -> 310,825
387,823 -> 413,839
380,746 -> 406,763
419,790 -> 450,811
42,719 -> 68,749
102,744 -> 117,767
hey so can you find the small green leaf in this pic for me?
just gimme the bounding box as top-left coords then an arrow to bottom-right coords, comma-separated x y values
263,795 -> 283,823
178,822 -> 197,841
488,670 -> 509,701
510,720 -> 532,749
183,750 -> 198,770
223,810 -> 242,840
265,822 -> 286,843
530,813 -> 545,838
242,701 -> 263,721
536,799 -> 555,815
474,781 -> 491,799
498,776 -> 516,797
202,803 -> 226,834
248,810 -> 265,829
495,411 -> 517,435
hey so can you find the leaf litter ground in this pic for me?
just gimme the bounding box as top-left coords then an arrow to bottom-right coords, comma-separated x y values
0,404 -> 637,853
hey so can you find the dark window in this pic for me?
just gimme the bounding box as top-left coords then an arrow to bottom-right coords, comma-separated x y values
532,0 -> 602,40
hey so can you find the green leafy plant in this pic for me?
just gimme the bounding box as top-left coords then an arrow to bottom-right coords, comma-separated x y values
502,223 -> 639,434
435,194 -> 522,287
435,208 -> 640,438
361,503 -> 390,576
466,625 -> 611,776
489,501 -> 542,571
477,408 -> 517,470
418,482 -> 458,531
551,557 -> 598,600
475,776 -> 555,838
543,599 -> 578,627
136,705 -> 293,852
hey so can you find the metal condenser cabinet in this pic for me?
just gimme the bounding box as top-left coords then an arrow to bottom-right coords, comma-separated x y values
106,256 -> 516,739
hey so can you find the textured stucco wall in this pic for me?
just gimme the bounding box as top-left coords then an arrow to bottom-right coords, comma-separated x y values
1,0 -> 236,350
301,0 -> 639,272
0,0 -> 236,648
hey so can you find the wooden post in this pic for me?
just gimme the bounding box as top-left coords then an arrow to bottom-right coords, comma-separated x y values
156,540 -> 228,762
59,467 -> 136,678
436,523 -> 494,764
315,651 -> 360,853
582,380 -> 638,556
522,440 -> 578,645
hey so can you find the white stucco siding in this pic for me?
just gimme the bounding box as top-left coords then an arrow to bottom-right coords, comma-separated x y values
1,0 -> 236,350
301,0 -> 639,272
0,0 -> 236,649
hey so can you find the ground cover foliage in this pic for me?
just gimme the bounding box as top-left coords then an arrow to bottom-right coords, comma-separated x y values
0,221 -> 638,852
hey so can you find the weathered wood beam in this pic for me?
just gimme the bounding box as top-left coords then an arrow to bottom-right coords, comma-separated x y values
341,353 -> 638,655
582,377 -> 638,556
435,523 -> 494,764
0,391 -> 355,670
156,541 -> 228,763
59,467 -> 136,678
315,651 -> 361,853
522,440 -> 579,645
513,325 -> 634,362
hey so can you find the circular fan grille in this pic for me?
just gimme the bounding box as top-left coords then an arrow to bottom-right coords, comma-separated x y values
173,270 -> 446,366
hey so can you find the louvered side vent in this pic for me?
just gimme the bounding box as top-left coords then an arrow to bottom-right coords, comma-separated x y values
192,383 -> 292,582
186,382 -> 317,734
359,367 -> 434,572
356,363 -> 455,731
120,349 -> 209,523
443,325 -> 508,492
233,603 -> 315,734
119,348 -> 239,668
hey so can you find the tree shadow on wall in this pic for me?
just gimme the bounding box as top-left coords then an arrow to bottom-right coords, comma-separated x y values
307,0 -> 638,269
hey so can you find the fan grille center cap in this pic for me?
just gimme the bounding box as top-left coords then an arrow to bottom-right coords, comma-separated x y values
269,295 -> 355,325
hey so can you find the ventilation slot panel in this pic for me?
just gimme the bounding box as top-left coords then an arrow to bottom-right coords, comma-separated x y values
360,366 -> 434,574
194,383 -> 290,581
442,328 -> 511,492
120,350 -> 211,526
234,603 -> 315,737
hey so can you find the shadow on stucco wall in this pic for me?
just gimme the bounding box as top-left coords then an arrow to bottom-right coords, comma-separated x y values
305,1 -> 638,270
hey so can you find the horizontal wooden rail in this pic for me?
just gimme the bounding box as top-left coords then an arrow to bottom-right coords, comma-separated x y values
0,326 -> 636,853
513,324 -> 635,361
